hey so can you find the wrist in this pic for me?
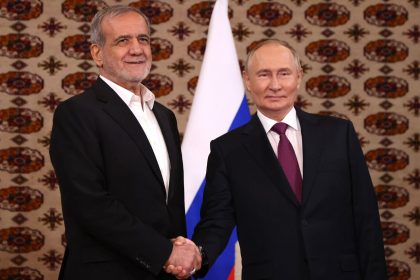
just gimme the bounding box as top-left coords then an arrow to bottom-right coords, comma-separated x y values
198,245 -> 209,267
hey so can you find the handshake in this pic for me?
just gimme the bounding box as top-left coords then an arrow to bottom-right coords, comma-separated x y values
164,236 -> 202,279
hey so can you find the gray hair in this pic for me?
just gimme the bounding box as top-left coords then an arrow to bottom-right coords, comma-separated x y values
90,5 -> 151,47
244,39 -> 302,73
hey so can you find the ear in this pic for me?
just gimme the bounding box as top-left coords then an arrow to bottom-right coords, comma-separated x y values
296,69 -> 303,89
243,70 -> 251,92
90,44 -> 103,67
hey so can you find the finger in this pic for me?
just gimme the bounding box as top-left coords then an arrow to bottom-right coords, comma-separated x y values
180,269 -> 189,278
173,236 -> 187,246
197,252 -> 202,269
166,263 -> 182,274
169,266 -> 184,277
164,264 -> 175,274
183,238 -> 195,245
190,267 -> 196,275
171,239 -> 183,246
195,258 -> 202,270
173,269 -> 188,279
177,272 -> 190,280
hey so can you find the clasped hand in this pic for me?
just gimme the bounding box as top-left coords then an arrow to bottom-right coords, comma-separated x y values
164,236 -> 202,279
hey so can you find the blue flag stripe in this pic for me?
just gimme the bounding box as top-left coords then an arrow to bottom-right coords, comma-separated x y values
186,95 -> 250,279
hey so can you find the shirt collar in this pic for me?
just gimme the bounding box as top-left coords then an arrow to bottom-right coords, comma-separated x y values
99,75 -> 155,109
257,107 -> 300,134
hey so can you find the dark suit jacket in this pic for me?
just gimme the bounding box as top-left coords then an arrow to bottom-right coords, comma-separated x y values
193,108 -> 387,280
50,78 -> 186,280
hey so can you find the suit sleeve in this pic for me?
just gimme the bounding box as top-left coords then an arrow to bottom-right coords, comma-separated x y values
347,121 -> 387,279
49,102 -> 172,275
192,140 -> 236,277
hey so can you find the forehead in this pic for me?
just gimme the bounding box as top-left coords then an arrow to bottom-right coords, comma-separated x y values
249,44 -> 295,70
101,11 -> 148,37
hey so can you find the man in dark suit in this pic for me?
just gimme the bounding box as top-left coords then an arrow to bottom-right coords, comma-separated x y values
50,5 -> 200,280
191,39 -> 387,280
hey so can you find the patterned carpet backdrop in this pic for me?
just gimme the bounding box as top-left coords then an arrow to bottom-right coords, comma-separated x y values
0,0 -> 419,279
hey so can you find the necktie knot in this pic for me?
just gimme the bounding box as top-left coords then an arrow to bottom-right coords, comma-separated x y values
272,122 -> 288,135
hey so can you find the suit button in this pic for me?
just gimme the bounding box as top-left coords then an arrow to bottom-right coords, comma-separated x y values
301,219 -> 309,226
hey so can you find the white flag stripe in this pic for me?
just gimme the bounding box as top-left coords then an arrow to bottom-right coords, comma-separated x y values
182,0 -> 244,209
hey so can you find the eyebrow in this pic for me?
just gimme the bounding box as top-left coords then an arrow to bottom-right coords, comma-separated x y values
256,69 -> 270,74
114,35 -> 131,42
114,34 -> 150,42
256,67 -> 291,74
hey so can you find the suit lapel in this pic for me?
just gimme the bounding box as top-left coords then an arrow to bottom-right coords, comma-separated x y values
297,109 -> 324,205
242,115 -> 299,206
93,79 -> 165,189
153,104 -> 180,201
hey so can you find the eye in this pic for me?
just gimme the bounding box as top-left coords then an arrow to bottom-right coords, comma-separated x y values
138,36 -> 150,44
257,72 -> 269,78
279,70 -> 291,76
116,38 -> 129,45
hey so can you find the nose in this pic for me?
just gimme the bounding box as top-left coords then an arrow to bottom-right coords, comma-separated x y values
269,76 -> 281,91
129,40 -> 144,55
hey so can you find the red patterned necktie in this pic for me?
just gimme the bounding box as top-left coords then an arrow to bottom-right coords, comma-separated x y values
271,122 -> 302,203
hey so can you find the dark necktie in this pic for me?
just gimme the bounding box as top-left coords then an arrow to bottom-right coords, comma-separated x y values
271,123 -> 302,203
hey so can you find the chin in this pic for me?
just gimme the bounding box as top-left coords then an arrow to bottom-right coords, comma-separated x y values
135,71 -> 150,81
125,73 -> 146,83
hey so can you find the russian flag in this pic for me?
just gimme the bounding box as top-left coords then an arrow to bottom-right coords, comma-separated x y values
182,0 -> 250,279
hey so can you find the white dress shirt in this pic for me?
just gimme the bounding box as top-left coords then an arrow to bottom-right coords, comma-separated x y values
100,76 -> 171,195
257,108 -> 303,177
